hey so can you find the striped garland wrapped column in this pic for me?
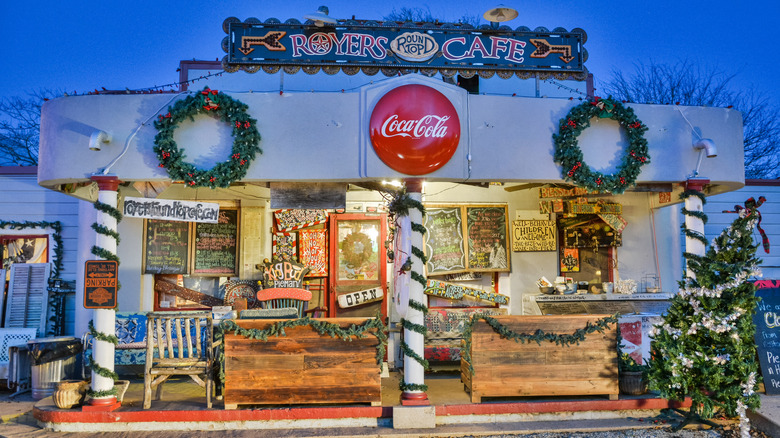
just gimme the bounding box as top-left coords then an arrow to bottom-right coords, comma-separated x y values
682,179 -> 709,280
397,179 -> 429,404
87,175 -> 121,409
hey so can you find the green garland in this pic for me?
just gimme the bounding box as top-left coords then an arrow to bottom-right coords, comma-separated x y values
461,313 -> 619,375
154,87 -> 262,189
387,191 -> 430,392
215,315 -> 388,384
0,220 -> 64,336
553,96 -> 650,194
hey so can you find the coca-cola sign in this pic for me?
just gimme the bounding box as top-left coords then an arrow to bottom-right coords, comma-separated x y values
369,84 -> 460,175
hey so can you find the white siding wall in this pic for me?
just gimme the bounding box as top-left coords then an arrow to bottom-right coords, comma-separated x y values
702,182 -> 780,280
0,169 -> 81,335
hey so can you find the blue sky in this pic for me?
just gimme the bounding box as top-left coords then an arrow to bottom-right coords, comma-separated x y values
3,1 -> 776,104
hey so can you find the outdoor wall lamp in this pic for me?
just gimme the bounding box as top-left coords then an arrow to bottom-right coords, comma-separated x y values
693,138 -> 717,158
483,5 -> 518,28
304,6 -> 337,27
88,130 -> 112,151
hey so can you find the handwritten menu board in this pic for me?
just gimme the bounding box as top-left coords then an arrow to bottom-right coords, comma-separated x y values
466,206 -> 510,272
424,207 -> 467,275
753,285 -> 780,395
299,228 -> 328,277
192,209 -> 238,276
143,219 -> 190,274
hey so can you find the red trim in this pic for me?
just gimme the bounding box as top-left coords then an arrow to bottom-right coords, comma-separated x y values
256,287 -> 312,302
685,178 -> 710,192
35,397 -> 690,425
0,166 -> 37,175
746,179 -> 780,186
91,175 -> 121,191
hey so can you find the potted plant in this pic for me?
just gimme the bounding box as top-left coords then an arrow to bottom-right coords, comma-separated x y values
618,352 -> 649,395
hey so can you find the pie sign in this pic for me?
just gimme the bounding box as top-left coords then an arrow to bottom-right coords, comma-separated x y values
369,84 -> 460,175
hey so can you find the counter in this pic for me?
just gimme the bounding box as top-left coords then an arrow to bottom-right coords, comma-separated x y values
533,292 -> 673,315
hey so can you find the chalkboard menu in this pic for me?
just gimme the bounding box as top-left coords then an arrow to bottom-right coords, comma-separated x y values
143,219 -> 190,274
192,209 -> 239,276
466,206 -> 510,272
753,285 -> 780,395
424,207 -> 467,275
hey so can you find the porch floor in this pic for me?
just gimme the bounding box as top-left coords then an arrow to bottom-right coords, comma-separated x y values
30,370 -> 719,434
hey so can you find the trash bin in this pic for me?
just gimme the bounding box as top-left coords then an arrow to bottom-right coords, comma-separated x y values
27,337 -> 82,400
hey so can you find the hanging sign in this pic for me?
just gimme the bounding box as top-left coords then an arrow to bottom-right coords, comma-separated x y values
424,279 -> 509,305
84,260 -> 117,309
338,287 -> 384,308
123,197 -> 219,223
512,219 -> 556,252
223,20 -> 587,79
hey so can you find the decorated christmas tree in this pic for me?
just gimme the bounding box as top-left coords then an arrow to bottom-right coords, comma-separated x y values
649,191 -> 763,436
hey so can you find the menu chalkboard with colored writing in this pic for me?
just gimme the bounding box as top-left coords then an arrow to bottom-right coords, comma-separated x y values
192,209 -> 239,276
753,284 -> 780,395
143,219 -> 190,274
466,206 -> 510,272
423,207 -> 467,275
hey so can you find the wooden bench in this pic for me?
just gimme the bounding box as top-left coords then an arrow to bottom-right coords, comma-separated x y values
222,318 -> 382,409
461,314 -> 619,403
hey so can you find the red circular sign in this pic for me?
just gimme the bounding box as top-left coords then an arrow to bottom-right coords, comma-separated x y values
369,84 -> 460,175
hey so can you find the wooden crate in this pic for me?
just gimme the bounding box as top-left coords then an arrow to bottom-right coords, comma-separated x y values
222,318 -> 382,409
461,314 -> 618,403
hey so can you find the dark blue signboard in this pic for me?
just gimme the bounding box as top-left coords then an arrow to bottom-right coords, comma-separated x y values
222,19 -> 587,80
753,281 -> 780,395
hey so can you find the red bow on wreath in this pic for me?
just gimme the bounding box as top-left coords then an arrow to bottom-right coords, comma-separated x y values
723,196 -> 770,253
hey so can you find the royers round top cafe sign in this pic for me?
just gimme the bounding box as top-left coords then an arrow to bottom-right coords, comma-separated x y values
369,84 -> 460,175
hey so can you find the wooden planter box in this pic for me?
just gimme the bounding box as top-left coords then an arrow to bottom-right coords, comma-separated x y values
222,318 -> 383,409
461,314 -> 618,403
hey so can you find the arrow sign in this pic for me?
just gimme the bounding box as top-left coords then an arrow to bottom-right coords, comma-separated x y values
239,31 -> 287,55
529,39 -> 574,63
84,260 -> 118,309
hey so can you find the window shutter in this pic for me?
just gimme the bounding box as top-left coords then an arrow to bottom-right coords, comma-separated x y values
4,263 -> 51,336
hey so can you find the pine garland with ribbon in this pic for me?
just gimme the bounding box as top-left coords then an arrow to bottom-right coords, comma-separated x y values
215,315 -> 388,384
154,87 -> 262,189
0,220 -> 64,336
86,199 -> 122,398
387,191 -> 430,392
461,313 -> 620,375
553,96 -> 650,194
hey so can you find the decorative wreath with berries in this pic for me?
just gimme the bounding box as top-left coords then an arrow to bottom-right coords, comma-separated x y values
153,87 -> 262,189
553,97 -> 650,194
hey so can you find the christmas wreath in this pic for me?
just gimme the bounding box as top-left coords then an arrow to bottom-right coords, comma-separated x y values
153,87 -> 262,189
553,97 -> 649,194
342,232 -> 374,268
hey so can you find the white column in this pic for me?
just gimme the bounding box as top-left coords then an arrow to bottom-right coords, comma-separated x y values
88,175 -> 119,406
402,179 -> 428,403
684,179 -> 709,280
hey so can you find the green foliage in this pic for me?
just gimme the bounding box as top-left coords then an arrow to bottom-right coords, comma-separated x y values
650,189 -> 761,428
153,87 -> 262,189
553,97 -> 650,194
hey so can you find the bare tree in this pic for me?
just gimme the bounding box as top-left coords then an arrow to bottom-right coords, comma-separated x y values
0,89 -> 61,166
384,7 -> 480,27
600,61 -> 780,179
